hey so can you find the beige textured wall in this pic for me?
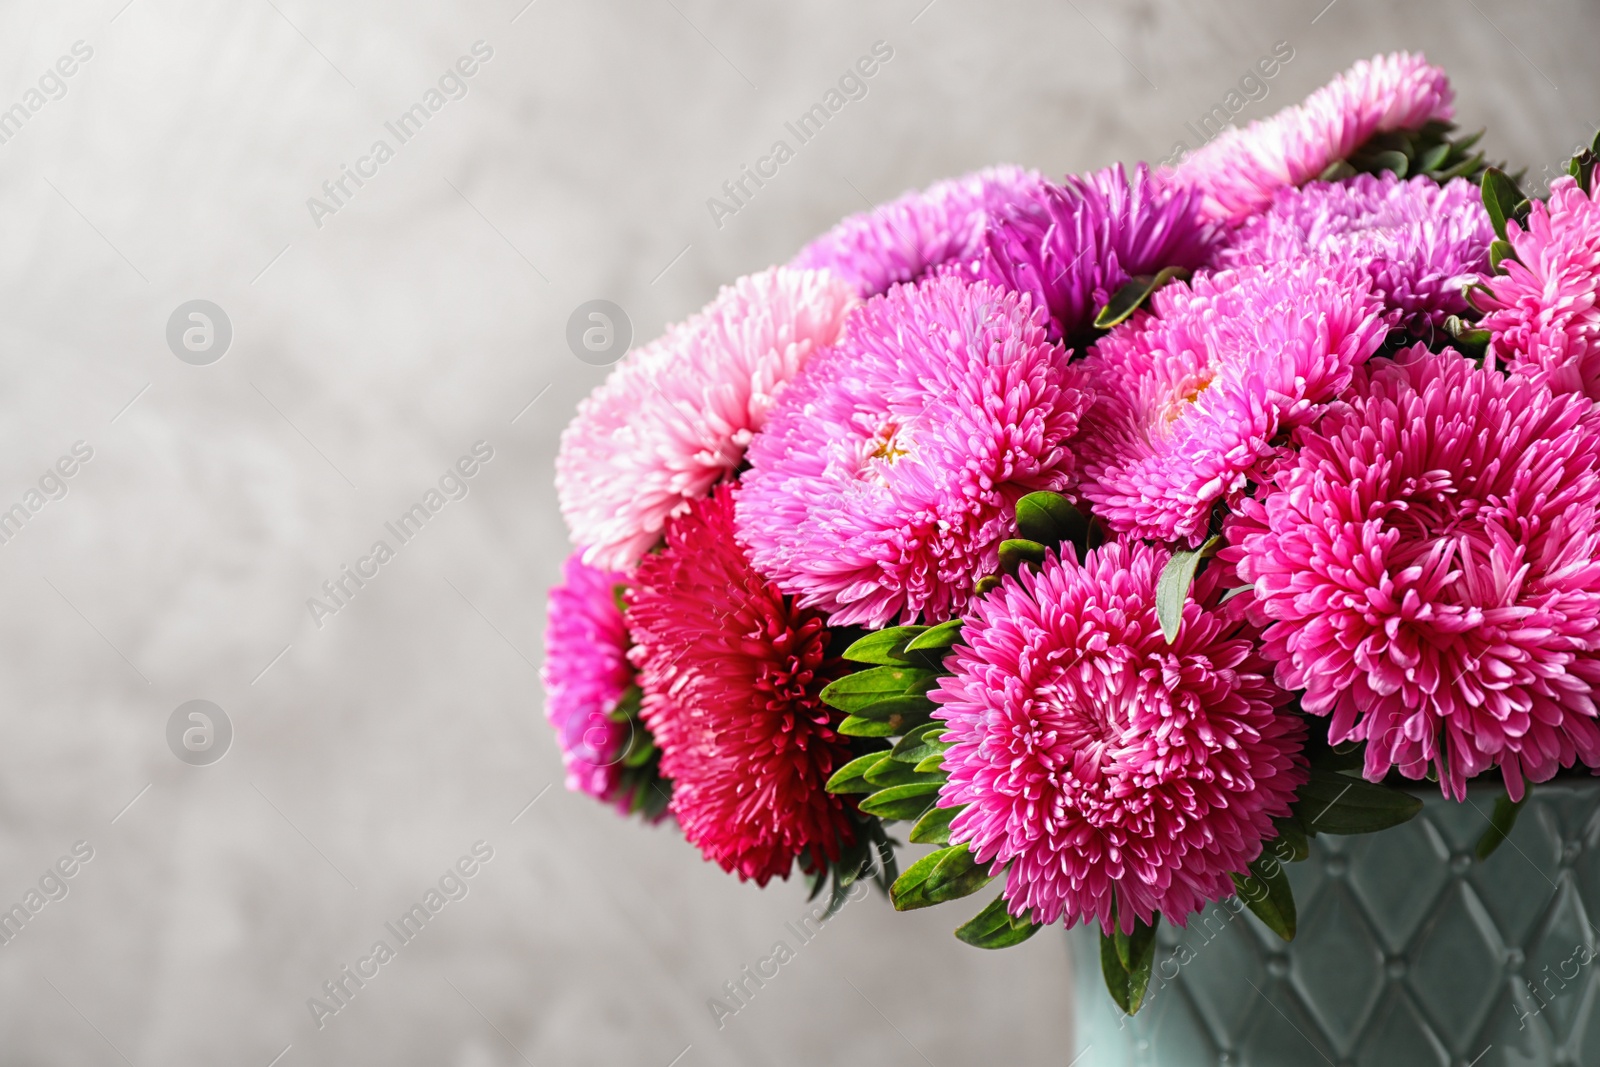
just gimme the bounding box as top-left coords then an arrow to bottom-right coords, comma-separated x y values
0,1 -> 1595,1064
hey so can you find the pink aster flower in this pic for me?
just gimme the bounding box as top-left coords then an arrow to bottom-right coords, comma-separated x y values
736,275 -> 1092,628
1217,172 -> 1493,332
948,162 -> 1217,341
1227,347 -> 1600,800
933,540 -> 1305,933
1479,176 -> 1600,400
542,553 -> 633,801
790,165 -> 1047,297
628,485 -> 857,885
1078,259 -> 1388,545
1172,52 -> 1454,225
556,267 -> 859,571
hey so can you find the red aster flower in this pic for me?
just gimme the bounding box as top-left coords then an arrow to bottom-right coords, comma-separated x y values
627,484 -> 857,884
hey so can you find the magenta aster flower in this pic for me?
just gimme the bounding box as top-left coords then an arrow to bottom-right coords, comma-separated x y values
736,275 -> 1092,628
1479,176 -> 1600,400
1227,347 -> 1600,800
933,540 -> 1305,933
1217,172 -> 1493,331
556,267 -> 859,571
948,162 -> 1217,341
1078,259 -> 1388,545
790,165 -> 1047,297
1172,52 -> 1454,225
542,553 -> 633,801
628,485 -> 857,885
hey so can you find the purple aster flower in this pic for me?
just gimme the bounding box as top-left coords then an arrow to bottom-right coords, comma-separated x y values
947,162 -> 1217,341
1216,172 -> 1493,332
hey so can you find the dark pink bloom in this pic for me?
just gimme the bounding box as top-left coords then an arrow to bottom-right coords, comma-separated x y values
542,554 -> 633,801
628,485 -> 857,885
1078,259 -> 1388,545
736,275 -> 1092,627
1479,176 -> 1600,400
1227,348 -> 1600,799
933,540 -> 1305,932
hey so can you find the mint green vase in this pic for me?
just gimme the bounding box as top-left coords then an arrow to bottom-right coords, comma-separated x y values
1072,783 -> 1600,1067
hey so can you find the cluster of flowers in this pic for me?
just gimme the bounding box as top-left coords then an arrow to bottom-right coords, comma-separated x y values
545,51 -> 1600,1006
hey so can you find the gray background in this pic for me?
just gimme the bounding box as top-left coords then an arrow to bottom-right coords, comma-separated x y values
0,1 -> 1595,1064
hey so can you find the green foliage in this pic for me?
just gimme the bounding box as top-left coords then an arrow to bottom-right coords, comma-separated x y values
908,803 -> 962,845
1329,120 -> 1492,185
1475,793 -> 1528,861
1093,266 -> 1191,330
1293,767 -> 1423,836
890,843 -> 994,910
1101,911 -> 1160,1015
955,895 -> 1041,949
1155,536 -> 1221,643
1233,851 -> 1297,941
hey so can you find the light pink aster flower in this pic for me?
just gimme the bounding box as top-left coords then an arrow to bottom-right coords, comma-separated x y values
556,267 -> 859,571
736,275 -> 1092,628
933,540 -> 1306,933
1226,347 -> 1600,800
542,553 -> 633,801
1479,176 -> 1600,400
1172,52 -> 1454,225
1217,172 -> 1493,332
1078,259 -> 1388,545
791,165 -> 1047,297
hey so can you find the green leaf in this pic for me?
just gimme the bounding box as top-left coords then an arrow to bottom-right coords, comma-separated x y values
825,751 -> 892,794
1293,767 -> 1423,836
820,665 -> 940,715
890,844 -> 992,909
840,626 -> 928,665
864,752 -> 942,788
998,538 -> 1048,577
1014,491 -> 1088,550
974,575 -> 1002,596
1488,238 -> 1517,273
1370,149 -> 1409,177
891,722 -> 949,764
859,781 -> 941,822
1270,817 -> 1309,863
889,846 -> 952,910
1475,793 -> 1528,861
1155,535 -> 1222,643
1418,142 -> 1451,174
607,684 -> 643,723
1093,266 -> 1191,330
1482,167 -> 1522,241
621,736 -> 656,768
909,803 -> 962,845
924,843 -> 994,904
838,715 -> 897,737
1443,315 -> 1492,354
1232,853 -> 1297,941
1438,151 -> 1486,182
1318,158 -> 1356,182
904,619 -> 963,652
955,895 -> 1041,949
1101,914 -> 1159,1015
914,752 -> 946,774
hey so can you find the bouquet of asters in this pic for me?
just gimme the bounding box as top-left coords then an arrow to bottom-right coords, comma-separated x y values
545,51 -> 1600,1012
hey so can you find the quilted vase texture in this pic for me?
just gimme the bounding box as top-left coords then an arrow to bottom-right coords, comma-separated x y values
1071,782 -> 1600,1067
